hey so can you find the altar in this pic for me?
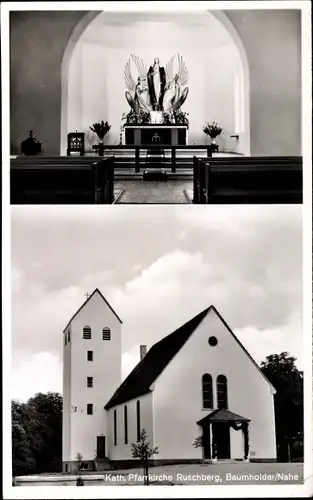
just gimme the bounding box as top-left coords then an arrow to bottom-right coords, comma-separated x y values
124,125 -> 188,146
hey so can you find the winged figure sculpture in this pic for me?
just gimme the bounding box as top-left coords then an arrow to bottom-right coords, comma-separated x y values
124,53 -> 189,116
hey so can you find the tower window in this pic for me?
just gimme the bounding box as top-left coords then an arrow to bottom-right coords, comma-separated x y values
136,400 -> 141,442
87,403 -> 93,415
87,377 -> 93,388
114,410 -> 117,446
124,406 -> 128,444
68,329 -> 71,343
202,374 -> 213,409
102,327 -> 111,340
87,350 -> 93,361
217,375 -> 228,409
83,326 -> 91,339
64,333 -> 67,346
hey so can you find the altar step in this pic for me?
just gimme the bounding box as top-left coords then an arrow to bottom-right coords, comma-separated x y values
143,168 -> 168,181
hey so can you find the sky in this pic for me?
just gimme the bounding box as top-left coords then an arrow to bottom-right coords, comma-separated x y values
10,204 -> 303,402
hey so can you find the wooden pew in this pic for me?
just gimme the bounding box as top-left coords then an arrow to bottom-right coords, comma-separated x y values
193,156 -> 303,204
10,156 -> 115,204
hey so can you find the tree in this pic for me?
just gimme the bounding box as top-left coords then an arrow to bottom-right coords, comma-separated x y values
12,392 -> 63,478
12,401 -> 36,477
27,392 -> 63,472
75,452 -> 84,486
131,429 -> 159,485
261,352 -> 303,462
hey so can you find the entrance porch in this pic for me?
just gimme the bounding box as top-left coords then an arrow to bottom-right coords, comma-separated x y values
197,408 -> 250,462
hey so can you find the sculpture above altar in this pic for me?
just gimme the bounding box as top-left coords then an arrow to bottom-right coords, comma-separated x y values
124,53 -> 189,126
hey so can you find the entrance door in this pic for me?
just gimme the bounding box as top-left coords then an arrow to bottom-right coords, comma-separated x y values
96,436 -> 106,458
203,425 -> 211,460
212,423 -> 230,459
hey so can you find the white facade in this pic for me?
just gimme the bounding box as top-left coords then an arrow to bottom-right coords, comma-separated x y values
152,308 -> 276,460
107,393 -> 154,461
62,290 -> 122,464
63,295 -> 276,467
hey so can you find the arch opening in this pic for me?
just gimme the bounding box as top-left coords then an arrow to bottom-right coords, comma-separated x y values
61,8 -> 250,155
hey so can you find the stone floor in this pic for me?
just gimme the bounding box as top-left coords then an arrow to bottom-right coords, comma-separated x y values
115,180 -> 192,204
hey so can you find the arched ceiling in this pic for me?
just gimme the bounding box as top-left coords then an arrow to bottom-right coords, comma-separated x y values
79,11 -> 236,49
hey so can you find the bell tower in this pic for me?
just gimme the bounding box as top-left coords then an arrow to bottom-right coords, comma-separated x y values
62,289 -> 122,472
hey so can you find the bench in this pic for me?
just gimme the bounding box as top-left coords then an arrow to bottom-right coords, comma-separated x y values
10,156 -> 115,204
193,156 -> 303,204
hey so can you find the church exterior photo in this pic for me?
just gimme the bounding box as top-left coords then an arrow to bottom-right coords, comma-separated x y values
62,288 -> 277,472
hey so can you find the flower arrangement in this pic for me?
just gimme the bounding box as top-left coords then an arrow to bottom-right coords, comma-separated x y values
174,111 -> 189,126
89,120 -> 111,141
122,110 -> 150,125
162,111 -> 189,126
203,121 -> 222,139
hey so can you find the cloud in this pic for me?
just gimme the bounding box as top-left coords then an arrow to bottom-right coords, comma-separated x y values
10,205 -> 302,400
12,352 -> 62,402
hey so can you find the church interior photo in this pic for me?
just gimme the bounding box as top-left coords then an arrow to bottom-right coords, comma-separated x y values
8,6 -> 304,204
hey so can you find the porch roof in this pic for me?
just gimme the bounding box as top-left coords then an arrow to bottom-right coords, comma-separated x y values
197,408 -> 251,426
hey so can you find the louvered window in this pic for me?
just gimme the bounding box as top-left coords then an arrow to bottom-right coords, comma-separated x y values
102,327 -> 111,340
83,326 -> 91,339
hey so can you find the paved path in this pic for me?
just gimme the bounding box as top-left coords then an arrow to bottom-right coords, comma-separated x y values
115,180 -> 192,204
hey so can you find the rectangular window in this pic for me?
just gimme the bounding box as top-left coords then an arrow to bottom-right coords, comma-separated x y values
64,333 -> 67,346
87,351 -> 93,361
114,410 -> 117,446
87,377 -> 93,388
68,329 -> 71,343
87,403 -> 93,415
124,406 -> 128,444
136,401 -> 141,442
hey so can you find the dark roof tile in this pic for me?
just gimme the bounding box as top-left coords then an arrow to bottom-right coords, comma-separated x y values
197,408 -> 251,425
105,306 -> 211,409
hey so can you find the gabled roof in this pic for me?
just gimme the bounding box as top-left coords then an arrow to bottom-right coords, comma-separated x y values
105,306 -> 211,409
63,288 -> 122,332
210,306 -> 276,394
104,304 -> 275,410
197,408 -> 251,426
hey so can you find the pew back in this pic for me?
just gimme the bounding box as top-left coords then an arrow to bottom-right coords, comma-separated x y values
193,156 -> 303,204
11,156 -> 115,204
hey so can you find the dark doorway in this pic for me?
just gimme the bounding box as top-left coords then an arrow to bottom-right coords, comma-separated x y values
203,425 -> 211,459
96,436 -> 106,458
213,423 -> 230,459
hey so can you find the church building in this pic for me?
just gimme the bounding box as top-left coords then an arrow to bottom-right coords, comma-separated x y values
62,289 -> 277,472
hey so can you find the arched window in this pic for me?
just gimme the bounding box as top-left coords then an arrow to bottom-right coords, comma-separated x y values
114,409 -> 117,446
124,406 -> 128,444
102,327 -> 111,341
202,374 -> 213,409
83,326 -> 91,339
136,400 -> 141,442
217,375 -> 228,409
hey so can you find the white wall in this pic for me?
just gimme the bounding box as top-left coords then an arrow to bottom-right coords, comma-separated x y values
62,326 -> 71,462
153,308 -> 276,460
63,291 -> 122,462
107,392 -> 154,461
66,13 -> 244,152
